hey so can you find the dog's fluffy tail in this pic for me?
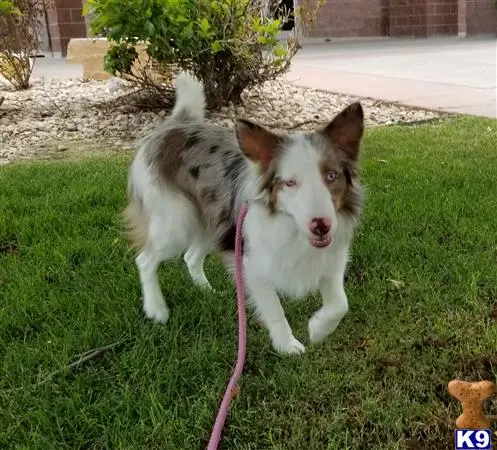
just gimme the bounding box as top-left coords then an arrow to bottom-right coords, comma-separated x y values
122,192 -> 149,251
171,72 -> 205,121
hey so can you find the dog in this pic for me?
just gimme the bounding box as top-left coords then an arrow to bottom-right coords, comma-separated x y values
124,72 -> 365,355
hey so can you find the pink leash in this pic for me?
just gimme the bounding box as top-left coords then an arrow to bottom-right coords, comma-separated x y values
207,203 -> 249,450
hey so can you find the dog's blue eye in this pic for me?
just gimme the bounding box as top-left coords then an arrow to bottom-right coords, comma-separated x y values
326,171 -> 338,182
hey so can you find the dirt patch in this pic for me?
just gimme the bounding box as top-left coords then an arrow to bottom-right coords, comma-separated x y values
30,138 -> 132,162
404,416 -> 454,450
413,338 -> 452,351
375,357 -> 402,371
490,303 -> 497,322
0,242 -> 19,256
455,355 -> 497,380
2,138 -> 134,166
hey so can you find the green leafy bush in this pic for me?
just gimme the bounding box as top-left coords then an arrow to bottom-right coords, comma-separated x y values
0,0 -> 21,15
84,0 -> 324,108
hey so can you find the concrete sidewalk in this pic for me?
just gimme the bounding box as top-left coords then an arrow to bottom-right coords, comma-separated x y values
31,37 -> 497,118
32,56 -> 83,79
287,37 -> 497,118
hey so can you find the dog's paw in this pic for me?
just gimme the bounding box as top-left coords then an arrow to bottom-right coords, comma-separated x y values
194,279 -> 215,292
308,315 -> 333,344
272,335 -> 306,355
143,300 -> 170,324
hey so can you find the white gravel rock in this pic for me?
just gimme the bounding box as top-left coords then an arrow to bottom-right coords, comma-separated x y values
0,77 -> 442,162
107,77 -> 125,93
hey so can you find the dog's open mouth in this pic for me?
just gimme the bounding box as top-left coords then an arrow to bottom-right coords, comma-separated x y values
309,235 -> 332,248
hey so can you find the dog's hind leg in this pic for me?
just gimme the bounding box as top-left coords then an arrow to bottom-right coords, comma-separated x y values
184,235 -> 213,289
137,204 -> 194,323
136,247 -> 170,323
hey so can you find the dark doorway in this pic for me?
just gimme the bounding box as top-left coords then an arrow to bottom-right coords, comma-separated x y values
274,0 -> 295,31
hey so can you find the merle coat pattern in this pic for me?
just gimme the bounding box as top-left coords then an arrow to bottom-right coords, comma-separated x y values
125,73 -> 365,355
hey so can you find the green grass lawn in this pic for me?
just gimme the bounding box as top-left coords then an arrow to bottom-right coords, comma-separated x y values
1,117 -> 496,450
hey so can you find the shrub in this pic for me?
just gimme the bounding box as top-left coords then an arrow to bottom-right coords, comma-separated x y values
0,0 -> 53,90
84,0 -> 325,108
0,0 -> 20,15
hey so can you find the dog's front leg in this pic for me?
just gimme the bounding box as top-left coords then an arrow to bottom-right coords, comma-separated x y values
247,279 -> 305,355
309,273 -> 349,344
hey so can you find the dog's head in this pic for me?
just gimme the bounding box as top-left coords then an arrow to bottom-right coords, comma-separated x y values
236,103 -> 364,249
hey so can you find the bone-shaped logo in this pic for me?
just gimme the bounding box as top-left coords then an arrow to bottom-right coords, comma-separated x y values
448,380 -> 497,429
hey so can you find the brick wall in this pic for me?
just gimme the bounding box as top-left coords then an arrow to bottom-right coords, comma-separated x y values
42,0 -> 496,53
426,0 -> 458,36
47,0 -> 87,55
306,0 -> 495,38
465,0 -> 497,35
308,0 -> 389,38
387,0 -> 459,37
389,0 -> 428,37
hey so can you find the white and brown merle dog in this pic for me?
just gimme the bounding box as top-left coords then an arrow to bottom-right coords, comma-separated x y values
125,73 -> 365,355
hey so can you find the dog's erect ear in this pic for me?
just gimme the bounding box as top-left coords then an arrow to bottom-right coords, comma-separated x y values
235,119 -> 281,169
321,102 -> 364,161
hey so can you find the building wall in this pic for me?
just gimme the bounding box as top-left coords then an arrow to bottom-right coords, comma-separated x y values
426,0 -> 459,36
304,0 -> 496,38
465,0 -> 497,35
389,0 -> 429,37
43,0 -> 496,54
308,0 -> 389,37
46,0 -> 87,55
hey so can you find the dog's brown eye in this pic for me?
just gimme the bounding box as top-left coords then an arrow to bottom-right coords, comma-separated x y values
326,171 -> 338,182
285,179 -> 297,188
